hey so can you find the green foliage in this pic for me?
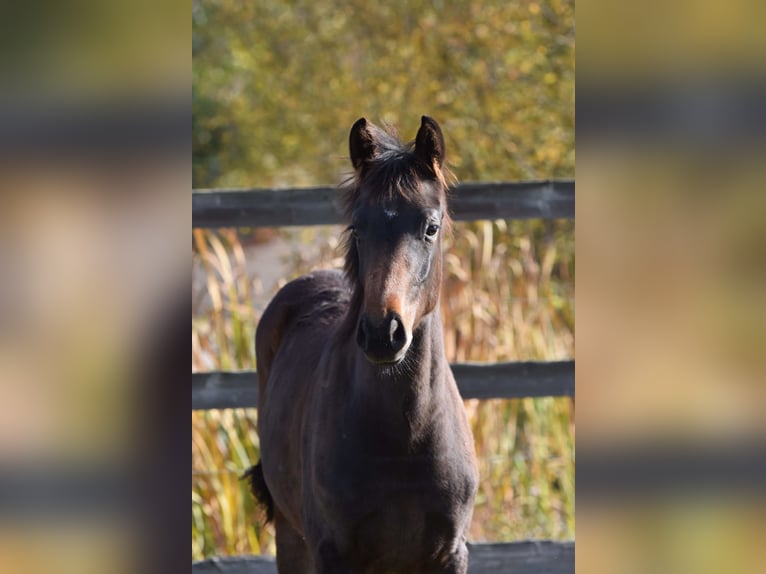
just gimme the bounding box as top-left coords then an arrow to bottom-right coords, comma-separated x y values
192,0 -> 574,188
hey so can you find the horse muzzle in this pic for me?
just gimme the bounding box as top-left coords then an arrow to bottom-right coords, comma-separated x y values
356,311 -> 411,364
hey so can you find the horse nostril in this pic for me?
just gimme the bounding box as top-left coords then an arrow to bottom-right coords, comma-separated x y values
388,314 -> 407,351
356,316 -> 369,351
389,318 -> 398,340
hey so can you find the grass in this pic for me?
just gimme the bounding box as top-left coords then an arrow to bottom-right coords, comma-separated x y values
191,219 -> 574,560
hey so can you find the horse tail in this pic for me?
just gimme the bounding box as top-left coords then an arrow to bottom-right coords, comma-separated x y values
242,462 -> 274,524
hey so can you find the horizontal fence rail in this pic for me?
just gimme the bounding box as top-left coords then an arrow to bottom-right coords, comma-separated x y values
192,179 -> 574,228
192,360 -> 574,410
192,541 -> 574,574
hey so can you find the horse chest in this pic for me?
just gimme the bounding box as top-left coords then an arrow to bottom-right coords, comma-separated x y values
349,500 -> 460,571
312,442 -> 474,541
303,359 -> 476,569
313,462 -> 464,572
308,397 -> 476,523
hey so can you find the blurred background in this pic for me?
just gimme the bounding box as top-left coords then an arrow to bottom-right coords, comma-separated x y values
0,0 -> 188,572
577,0 -> 766,572
192,0 -> 575,560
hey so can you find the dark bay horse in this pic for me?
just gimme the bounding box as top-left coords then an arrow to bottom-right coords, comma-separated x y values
245,116 -> 478,574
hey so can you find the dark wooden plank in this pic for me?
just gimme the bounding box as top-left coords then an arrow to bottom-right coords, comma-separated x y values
192,555 -> 275,574
191,541 -> 575,574
452,361 -> 575,400
193,186 -> 340,228
466,540 -> 575,574
192,371 -> 260,411
192,360 -> 574,410
450,180 -> 574,222
192,180 -> 574,228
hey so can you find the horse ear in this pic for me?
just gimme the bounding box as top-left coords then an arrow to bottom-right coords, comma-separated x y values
414,115 -> 445,172
349,117 -> 378,173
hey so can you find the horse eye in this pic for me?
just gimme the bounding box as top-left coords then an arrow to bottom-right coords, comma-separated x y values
425,224 -> 439,238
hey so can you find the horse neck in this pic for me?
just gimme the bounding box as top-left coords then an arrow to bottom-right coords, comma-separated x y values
349,306 -> 450,441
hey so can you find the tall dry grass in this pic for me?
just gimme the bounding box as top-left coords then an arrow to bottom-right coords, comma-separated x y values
192,219 -> 574,560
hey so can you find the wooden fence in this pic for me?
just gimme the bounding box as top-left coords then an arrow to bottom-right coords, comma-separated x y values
192,179 -> 575,573
192,179 -> 574,228
193,540 -> 575,574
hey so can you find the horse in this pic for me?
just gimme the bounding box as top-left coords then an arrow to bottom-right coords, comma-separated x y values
244,116 -> 478,573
